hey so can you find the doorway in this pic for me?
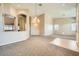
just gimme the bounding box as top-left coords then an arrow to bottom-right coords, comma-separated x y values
18,14 -> 26,31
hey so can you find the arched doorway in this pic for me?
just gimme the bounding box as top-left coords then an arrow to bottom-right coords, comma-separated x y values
18,14 -> 26,31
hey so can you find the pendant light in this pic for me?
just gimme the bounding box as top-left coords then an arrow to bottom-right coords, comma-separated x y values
32,3 -> 40,27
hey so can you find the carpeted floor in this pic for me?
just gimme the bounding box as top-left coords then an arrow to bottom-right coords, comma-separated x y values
0,36 -> 79,56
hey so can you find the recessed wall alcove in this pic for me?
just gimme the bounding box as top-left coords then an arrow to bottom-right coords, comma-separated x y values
18,14 -> 27,31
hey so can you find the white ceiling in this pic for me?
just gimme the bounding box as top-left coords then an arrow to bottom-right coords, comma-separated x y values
9,3 -> 76,18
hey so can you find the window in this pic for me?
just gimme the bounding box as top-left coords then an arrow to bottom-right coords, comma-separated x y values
71,23 -> 76,32
4,25 -> 15,31
54,24 -> 59,31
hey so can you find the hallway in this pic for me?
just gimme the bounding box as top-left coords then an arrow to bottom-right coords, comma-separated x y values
0,36 -> 79,56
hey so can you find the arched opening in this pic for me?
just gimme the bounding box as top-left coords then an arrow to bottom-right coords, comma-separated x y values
18,14 -> 26,31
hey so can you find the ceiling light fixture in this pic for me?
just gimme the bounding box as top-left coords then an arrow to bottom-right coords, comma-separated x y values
38,3 -> 42,6
62,3 -> 65,6
32,3 -> 40,27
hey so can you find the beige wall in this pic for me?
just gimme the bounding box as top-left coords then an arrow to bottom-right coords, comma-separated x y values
76,4 -> 79,47
38,14 -> 44,35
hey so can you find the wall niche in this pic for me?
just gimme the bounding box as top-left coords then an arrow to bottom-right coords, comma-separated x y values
3,14 -> 16,31
18,14 -> 26,31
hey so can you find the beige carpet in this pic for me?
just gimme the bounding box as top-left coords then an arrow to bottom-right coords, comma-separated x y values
0,36 -> 79,56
